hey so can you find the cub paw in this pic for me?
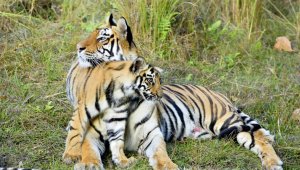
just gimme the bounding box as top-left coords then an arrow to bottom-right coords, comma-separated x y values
62,150 -> 81,164
74,163 -> 105,170
115,156 -> 136,168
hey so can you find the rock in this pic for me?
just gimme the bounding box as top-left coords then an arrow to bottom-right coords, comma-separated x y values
292,109 -> 300,122
274,36 -> 294,52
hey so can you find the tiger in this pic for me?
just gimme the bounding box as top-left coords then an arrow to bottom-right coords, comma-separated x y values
63,57 -> 164,169
64,14 -> 140,168
64,15 -> 283,170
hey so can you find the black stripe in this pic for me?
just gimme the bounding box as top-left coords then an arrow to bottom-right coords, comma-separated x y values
109,134 -> 123,142
209,103 -> 217,134
188,95 -> 203,127
195,86 -> 215,134
95,86 -> 100,112
69,134 -> 80,142
164,85 -> 195,122
85,107 -> 92,120
208,90 -> 227,117
197,132 -> 209,138
127,97 -> 144,114
104,117 -> 127,123
90,122 -> 102,137
67,62 -> 79,102
107,129 -> 124,138
143,138 -> 154,151
110,39 -> 115,54
105,80 -> 115,107
191,85 -> 206,128
83,68 -> 94,91
246,118 -> 254,124
218,126 -> 239,139
161,102 -> 175,141
163,94 -> 186,140
219,114 -> 236,132
249,132 -> 255,149
138,126 -> 158,149
116,38 -> 120,53
69,125 -> 77,131
126,24 -> 133,48
134,107 -> 155,130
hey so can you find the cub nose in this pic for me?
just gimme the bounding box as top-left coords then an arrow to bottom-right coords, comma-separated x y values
157,89 -> 163,98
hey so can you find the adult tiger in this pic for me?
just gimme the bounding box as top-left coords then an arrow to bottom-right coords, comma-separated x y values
66,14 -> 138,106
64,57 -> 164,169
64,14 -> 141,168
64,15 -> 283,170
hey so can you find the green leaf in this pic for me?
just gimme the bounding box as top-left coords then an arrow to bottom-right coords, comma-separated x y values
208,20 -> 222,32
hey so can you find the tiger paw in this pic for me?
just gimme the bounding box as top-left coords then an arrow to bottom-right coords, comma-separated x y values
114,156 -> 136,168
62,150 -> 81,164
262,157 -> 283,170
74,162 -> 105,170
157,161 -> 178,170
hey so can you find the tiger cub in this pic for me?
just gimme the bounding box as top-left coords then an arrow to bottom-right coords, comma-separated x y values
63,57 -> 164,169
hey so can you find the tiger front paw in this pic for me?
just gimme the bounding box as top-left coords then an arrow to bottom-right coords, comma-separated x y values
74,162 -> 105,170
114,156 -> 136,168
155,160 -> 178,170
262,157 -> 283,170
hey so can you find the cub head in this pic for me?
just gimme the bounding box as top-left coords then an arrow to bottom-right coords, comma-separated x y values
130,57 -> 163,101
77,14 -> 137,67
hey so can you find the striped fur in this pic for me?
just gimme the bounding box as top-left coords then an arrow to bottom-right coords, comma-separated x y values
65,15 -> 282,170
66,82 -> 283,170
123,84 -> 282,170
63,58 -> 163,169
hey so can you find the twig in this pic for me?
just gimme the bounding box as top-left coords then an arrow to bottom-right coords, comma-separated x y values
43,92 -> 65,99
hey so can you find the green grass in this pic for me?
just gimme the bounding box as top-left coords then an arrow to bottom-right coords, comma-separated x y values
1,0 -> 300,169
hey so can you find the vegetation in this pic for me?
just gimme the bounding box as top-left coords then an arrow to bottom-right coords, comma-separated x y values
0,0 -> 299,169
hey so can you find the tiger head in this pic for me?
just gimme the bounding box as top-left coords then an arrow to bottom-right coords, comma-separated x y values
107,57 -> 163,101
131,57 -> 163,101
77,14 -> 137,67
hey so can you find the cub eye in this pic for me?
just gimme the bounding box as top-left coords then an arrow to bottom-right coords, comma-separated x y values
97,36 -> 106,42
146,78 -> 153,84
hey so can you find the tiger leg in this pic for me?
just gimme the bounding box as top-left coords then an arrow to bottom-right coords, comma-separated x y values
139,127 -> 178,170
75,126 -> 105,170
237,129 -> 283,170
103,109 -> 135,168
63,109 -> 82,164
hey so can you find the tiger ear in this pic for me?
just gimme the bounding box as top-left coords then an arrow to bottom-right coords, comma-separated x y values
154,67 -> 164,74
107,13 -> 117,26
116,17 -> 131,38
130,57 -> 146,73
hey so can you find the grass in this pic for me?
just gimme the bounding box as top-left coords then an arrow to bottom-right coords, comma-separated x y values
1,0 -> 300,169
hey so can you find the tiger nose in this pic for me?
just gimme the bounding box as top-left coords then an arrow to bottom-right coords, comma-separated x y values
76,43 -> 86,52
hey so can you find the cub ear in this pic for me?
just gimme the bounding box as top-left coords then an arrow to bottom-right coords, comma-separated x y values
107,13 -> 117,26
130,57 -> 146,73
154,67 -> 164,74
